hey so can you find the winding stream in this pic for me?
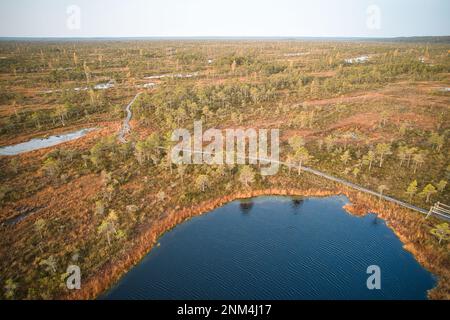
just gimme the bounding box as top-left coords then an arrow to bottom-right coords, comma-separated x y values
0,128 -> 96,156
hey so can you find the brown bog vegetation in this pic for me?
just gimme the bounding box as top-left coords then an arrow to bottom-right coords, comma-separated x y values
0,39 -> 449,299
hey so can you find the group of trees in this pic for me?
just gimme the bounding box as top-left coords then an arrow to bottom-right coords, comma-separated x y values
284,136 -> 313,174
40,148 -> 79,182
282,128 -> 448,208
136,81 -> 280,129
193,165 -> 257,193
1,92 -> 112,135
134,133 -> 163,166
406,179 -> 447,203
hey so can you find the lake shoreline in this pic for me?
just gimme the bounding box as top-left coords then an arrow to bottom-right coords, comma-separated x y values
62,186 -> 449,300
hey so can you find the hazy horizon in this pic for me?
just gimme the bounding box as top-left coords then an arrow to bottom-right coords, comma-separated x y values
0,35 -> 449,40
0,0 -> 449,38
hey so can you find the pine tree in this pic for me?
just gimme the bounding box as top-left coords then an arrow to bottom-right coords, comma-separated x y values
406,180 -> 418,202
376,143 -> 392,168
288,136 -> 305,151
420,184 -> 437,203
98,210 -> 118,246
196,174 -> 209,192
363,150 -> 376,171
239,166 -> 256,187
436,180 -> 447,193
430,223 -> 450,245
340,150 -> 351,165
293,147 -> 312,174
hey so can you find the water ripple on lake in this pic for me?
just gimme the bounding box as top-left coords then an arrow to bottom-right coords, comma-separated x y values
101,195 -> 435,300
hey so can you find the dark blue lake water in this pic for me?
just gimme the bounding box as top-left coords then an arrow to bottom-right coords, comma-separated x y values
102,195 -> 436,300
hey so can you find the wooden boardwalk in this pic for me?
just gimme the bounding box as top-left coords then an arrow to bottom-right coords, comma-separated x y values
118,92 -> 142,143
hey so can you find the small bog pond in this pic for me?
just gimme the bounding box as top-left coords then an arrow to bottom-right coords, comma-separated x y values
102,195 -> 435,300
0,128 -> 95,156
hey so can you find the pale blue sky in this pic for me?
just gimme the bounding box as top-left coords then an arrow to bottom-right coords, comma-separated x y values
0,0 -> 449,38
